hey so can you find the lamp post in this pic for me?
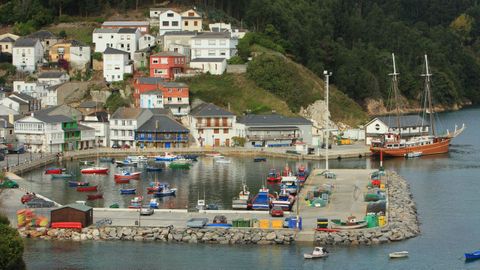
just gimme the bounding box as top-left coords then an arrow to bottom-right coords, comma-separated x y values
324,70 -> 332,172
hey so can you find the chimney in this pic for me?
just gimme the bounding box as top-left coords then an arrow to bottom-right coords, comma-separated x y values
156,120 -> 159,129
8,114 -> 14,124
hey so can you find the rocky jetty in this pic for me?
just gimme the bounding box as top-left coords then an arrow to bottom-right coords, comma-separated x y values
314,171 -> 420,246
19,226 -> 296,245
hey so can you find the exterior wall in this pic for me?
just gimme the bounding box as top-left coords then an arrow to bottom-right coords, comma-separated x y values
0,98 -> 22,113
163,34 -> 195,62
190,115 -> 236,147
80,121 -> 109,147
103,53 -> 131,82
159,10 -> 182,35
181,10 -> 202,32
13,42 -> 44,72
38,74 -> 69,86
133,51 -> 148,70
93,31 -> 139,59
49,43 -> 71,62
50,208 -> 92,228
149,55 -> 186,79
135,131 -> 189,148
109,111 -> 151,148
102,24 -> 149,35
191,37 -> 238,60
139,34 -> 156,50
364,118 -> 429,145
80,129 -> 96,149
240,124 -> 312,148
70,46 -> 91,70
190,60 -> 226,75
0,41 -> 14,54
140,93 -> 164,109
14,117 -> 64,153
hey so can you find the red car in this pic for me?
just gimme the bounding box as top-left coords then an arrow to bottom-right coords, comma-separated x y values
270,206 -> 284,217
21,193 -> 35,204
122,144 -> 131,149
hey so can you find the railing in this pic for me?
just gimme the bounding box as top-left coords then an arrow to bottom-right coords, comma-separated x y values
196,122 -> 232,128
246,134 -> 300,141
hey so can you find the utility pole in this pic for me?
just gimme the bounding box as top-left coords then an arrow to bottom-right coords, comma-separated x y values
324,70 -> 332,172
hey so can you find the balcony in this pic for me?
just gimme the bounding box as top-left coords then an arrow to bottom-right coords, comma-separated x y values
136,134 -> 189,142
196,122 -> 232,128
246,134 -> 300,141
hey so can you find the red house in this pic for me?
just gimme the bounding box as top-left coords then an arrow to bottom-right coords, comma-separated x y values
149,52 -> 186,80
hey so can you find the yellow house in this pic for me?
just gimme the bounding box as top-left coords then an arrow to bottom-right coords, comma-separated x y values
48,40 -> 91,70
181,9 -> 203,32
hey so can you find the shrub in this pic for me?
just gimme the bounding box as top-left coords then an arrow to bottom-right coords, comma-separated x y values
92,52 -> 103,61
227,56 -> 245,65
232,136 -> 246,147
0,215 -> 24,270
105,92 -> 128,113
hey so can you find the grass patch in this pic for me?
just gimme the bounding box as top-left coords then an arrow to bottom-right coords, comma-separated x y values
45,24 -> 96,45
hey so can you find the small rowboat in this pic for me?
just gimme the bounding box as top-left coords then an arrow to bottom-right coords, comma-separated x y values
389,251 -> 409,258
45,168 -> 65,174
81,167 -> 109,174
120,188 -> 136,195
114,171 -> 141,180
146,166 -> 162,172
304,247 -> 329,259
149,198 -> 159,208
205,152 -> 221,157
465,250 -> 480,260
87,193 -> 103,200
131,196 -> 144,204
76,185 -> 98,192
254,157 -> 267,162
114,178 -> 130,184
51,173 -> 74,179
68,181 -> 89,187
147,186 -> 161,193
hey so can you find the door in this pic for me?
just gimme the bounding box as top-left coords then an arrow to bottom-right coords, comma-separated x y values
165,142 -> 171,149
214,139 -> 220,147
225,139 -> 230,147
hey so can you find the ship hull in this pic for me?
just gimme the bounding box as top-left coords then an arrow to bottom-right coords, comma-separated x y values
370,138 -> 451,157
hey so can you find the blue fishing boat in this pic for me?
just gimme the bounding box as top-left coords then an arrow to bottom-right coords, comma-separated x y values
149,198 -> 159,208
68,181 -> 89,187
254,157 -> 267,162
465,251 -> 480,260
120,188 -> 136,195
272,186 -> 294,211
154,152 -> 178,162
182,154 -> 198,161
154,187 -> 177,197
251,187 -> 271,210
146,166 -> 162,172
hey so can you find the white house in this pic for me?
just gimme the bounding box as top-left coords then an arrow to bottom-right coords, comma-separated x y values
181,9 -> 202,32
189,58 -> 227,75
140,91 -> 164,109
93,28 -> 140,59
209,22 -> 247,39
191,32 -> 238,60
159,10 -> 182,35
139,34 -> 156,51
80,111 -> 110,147
162,31 -> 197,62
69,41 -> 91,70
365,115 -> 430,145
14,114 -> 68,153
189,103 -> 236,147
0,96 -> 27,114
12,38 -> 44,72
0,104 -> 19,116
37,71 -> 70,86
109,107 -> 153,148
27,30 -> 59,53
101,21 -> 150,35
78,124 -> 96,149
0,35 -> 17,54
103,47 -> 132,82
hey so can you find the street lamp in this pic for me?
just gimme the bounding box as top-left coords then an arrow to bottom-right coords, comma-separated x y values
324,70 -> 332,172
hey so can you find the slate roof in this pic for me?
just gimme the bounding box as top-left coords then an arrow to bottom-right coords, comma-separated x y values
38,71 -> 66,79
0,37 -> 15,43
148,108 -> 172,116
14,38 -> 39,47
11,92 -> 36,102
0,115 -> 22,128
190,58 -> 225,63
192,32 -> 230,39
78,101 -> 104,108
237,114 -> 312,126
104,47 -> 129,55
190,103 -> 234,117
137,115 -> 189,133
77,123 -> 95,131
118,28 -> 138,34
136,77 -> 164,85
53,203 -> 92,212
34,113 -> 74,124
159,81 -> 187,88
111,107 -> 145,119
28,30 -> 57,40
151,51 -> 185,57
34,104 -> 81,119
93,28 -> 118,34
376,115 -> 429,128
102,21 -> 148,26
85,111 -> 109,122
163,31 -> 197,36
8,96 -> 28,105
141,90 -> 163,96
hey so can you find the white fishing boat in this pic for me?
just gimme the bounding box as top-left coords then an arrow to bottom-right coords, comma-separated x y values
304,247 -> 329,259
215,156 -> 231,164
232,184 -> 251,210
127,156 -> 148,163
389,251 -> 409,258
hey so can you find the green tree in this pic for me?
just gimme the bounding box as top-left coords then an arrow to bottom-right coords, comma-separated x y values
0,214 -> 25,270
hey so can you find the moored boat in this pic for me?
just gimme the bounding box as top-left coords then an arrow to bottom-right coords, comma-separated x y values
87,193 -> 103,200
120,188 -> 136,195
79,160 -> 95,166
271,187 -> 295,211
114,170 -> 141,180
389,251 -> 409,259
51,173 -> 74,179
126,156 -> 148,163
232,184 -> 251,210
280,176 -> 299,194
76,185 -> 98,192
154,187 -> 177,197
465,250 -> 480,260
266,169 -> 282,182
154,152 -> 178,161
68,181 -> 89,187
81,167 -> 109,174
146,165 -> 162,172
330,216 -> 367,230
254,157 -> 267,162
130,196 -> 144,204
114,178 -> 130,184
115,159 -> 137,167
304,247 -> 329,259
214,156 -> 231,164
282,164 -> 292,177
149,198 -> 159,208
205,152 -> 221,157
99,157 -> 114,163
45,168 -> 65,174
251,187 -> 272,210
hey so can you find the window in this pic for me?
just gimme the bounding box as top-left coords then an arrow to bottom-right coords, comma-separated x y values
98,35 -> 103,39
177,97 -> 181,102
154,69 -> 167,74
188,12 -> 194,16
121,130 -> 125,136
167,13 -> 174,17
128,120 -> 132,125
161,58 -> 168,64
194,40 -> 201,45
208,40 -> 216,46
114,130 -> 118,136
220,40 -> 226,45
208,50 -> 215,56
122,120 -> 126,126
194,21 -> 198,26
214,129 -> 219,134
129,131 -> 133,136
223,129 -> 229,134
162,21 -> 169,27
172,21 -> 179,27
168,97 -> 172,101
198,129 -> 203,134
152,58 -> 159,64
220,50 -> 226,56
184,21 -> 189,26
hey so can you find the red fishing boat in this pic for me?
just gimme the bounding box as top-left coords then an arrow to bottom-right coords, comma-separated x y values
266,169 -> 282,182
76,185 -> 98,192
282,164 -> 292,177
114,178 -> 130,184
45,168 -> 65,174
114,171 -> 141,180
81,167 -> 109,174
87,193 -> 103,200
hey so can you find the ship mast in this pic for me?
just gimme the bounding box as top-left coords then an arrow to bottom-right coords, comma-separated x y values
421,54 -> 436,137
389,53 -> 401,138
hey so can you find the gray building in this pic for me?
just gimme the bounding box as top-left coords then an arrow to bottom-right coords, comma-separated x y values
236,114 -> 312,148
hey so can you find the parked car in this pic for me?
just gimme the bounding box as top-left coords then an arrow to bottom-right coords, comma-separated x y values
0,179 -> 19,189
21,193 -> 35,204
26,198 -> 55,208
213,215 -> 228,224
270,206 -> 284,217
122,144 -> 131,149
111,144 -> 121,149
140,207 -> 154,216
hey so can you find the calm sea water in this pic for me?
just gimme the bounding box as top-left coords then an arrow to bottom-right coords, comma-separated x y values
22,107 -> 480,269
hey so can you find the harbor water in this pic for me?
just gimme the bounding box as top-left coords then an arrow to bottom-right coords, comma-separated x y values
22,107 -> 480,269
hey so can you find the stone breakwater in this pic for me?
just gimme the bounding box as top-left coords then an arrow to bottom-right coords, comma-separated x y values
314,171 -> 420,246
19,226 -> 296,245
